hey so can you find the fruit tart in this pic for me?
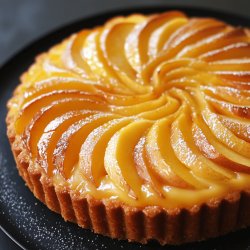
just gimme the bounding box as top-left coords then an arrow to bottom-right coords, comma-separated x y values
6,11 -> 250,245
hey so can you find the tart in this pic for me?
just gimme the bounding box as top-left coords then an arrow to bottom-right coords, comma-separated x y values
6,11 -> 250,245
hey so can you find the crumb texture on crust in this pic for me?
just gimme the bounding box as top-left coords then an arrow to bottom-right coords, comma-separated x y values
6,10 -> 250,244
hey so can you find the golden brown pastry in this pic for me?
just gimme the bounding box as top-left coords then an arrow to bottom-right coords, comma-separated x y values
6,11 -> 250,245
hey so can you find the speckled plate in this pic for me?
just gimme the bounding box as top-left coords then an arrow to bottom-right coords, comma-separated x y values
0,6 -> 250,250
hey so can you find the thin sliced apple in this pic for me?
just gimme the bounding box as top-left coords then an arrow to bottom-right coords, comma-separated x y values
15,91 -> 106,134
208,59 -> 250,72
101,22 -> 135,78
53,113 -> 116,179
164,18 -> 227,58
101,21 -> 150,93
202,107 -> 250,157
202,86 -> 250,105
82,28 -> 120,85
192,122 -> 250,173
152,58 -> 192,88
137,96 -> 180,120
214,71 -> 250,84
146,117 -> 206,189
111,94 -> 167,116
125,11 -> 186,72
104,120 -> 151,197
171,113 -> 235,181
141,23 -> 227,83
104,92 -> 156,106
43,56 -> 76,79
206,95 -> 250,118
37,110 -> 95,175
176,27 -> 248,59
79,117 -> 132,186
200,42 -> 250,62
24,97 -> 108,155
148,17 -> 188,59
133,135 -> 164,198
161,67 -> 198,83
219,115 -> 250,142
63,31 -> 96,80
23,77 -> 99,104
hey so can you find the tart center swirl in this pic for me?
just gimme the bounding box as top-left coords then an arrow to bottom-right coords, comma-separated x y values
12,11 -> 250,208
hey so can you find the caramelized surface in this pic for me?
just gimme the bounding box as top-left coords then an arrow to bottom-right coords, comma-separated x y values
9,11 -> 250,208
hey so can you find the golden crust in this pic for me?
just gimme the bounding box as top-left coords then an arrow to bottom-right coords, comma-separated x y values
6,109 -> 250,245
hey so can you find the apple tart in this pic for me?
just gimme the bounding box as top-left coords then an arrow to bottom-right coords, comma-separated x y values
6,11 -> 250,245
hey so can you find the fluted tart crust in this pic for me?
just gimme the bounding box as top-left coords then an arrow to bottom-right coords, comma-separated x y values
6,11 -> 250,245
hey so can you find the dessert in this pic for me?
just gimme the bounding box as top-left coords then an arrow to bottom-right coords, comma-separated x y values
6,11 -> 250,245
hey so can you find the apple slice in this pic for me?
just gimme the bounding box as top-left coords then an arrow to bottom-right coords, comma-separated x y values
79,117 -> 132,186
42,54 -> 78,80
82,28 -> 120,85
137,96 -> 180,120
23,77 -> 99,104
202,107 -> 250,157
146,117 -> 206,189
165,18 -> 227,57
24,97 -> 108,156
192,122 -> 250,173
207,59 -> 250,89
176,27 -> 248,59
134,136 -> 158,189
104,92 -> 156,106
200,42 -> 250,62
37,110 -> 95,175
101,22 -> 135,78
219,115 -> 250,142
63,31 -> 96,80
125,11 -> 186,72
160,67 -> 198,84
15,90 -> 105,134
53,113 -> 116,179
111,94 -> 167,116
152,58 -> 191,88
208,59 -> 250,72
101,21 -> 150,93
104,120 -> 151,197
141,21 -> 227,83
205,95 -> 250,119
202,86 -> 250,105
213,70 -> 250,85
148,17 -> 188,59
170,113 -> 235,182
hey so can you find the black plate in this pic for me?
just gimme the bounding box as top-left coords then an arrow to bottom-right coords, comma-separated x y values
0,6 -> 250,250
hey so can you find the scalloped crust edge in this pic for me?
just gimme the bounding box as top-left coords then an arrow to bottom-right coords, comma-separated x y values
6,111 -> 250,245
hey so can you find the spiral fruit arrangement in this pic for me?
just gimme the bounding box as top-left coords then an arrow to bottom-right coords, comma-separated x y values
6,11 -> 250,244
